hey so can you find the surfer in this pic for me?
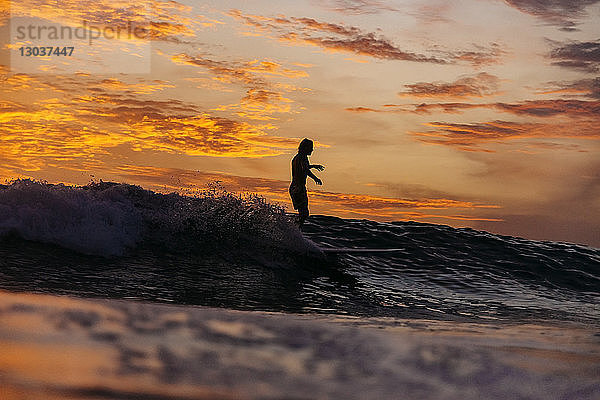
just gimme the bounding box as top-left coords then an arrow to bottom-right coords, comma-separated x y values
289,138 -> 324,225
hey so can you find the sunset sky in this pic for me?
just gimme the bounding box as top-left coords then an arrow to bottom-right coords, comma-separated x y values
1,0 -> 599,246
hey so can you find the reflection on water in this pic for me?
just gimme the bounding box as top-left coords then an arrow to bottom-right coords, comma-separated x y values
1,291 -> 599,400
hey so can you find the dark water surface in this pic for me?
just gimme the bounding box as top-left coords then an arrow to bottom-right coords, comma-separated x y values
0,180 -> 598,325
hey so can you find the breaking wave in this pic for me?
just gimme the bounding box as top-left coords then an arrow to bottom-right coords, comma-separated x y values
0,179 -> 314,257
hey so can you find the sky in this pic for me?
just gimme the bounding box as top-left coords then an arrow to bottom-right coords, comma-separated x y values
0,0 -> 599,247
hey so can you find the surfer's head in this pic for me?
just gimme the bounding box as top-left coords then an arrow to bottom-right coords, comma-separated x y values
298,138 -> 313,155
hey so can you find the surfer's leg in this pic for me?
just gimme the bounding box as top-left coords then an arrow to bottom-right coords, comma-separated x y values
298,206 -> 309,225
290,185 -> 309,225
298,190 -> 309,225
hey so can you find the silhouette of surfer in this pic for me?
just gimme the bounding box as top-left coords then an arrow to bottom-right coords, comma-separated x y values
289,138 -> 324,225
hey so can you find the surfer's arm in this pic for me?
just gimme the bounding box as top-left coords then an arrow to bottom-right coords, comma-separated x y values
309,164 -> 325,171
302,157 -> 322,185
307,170 -> 322,185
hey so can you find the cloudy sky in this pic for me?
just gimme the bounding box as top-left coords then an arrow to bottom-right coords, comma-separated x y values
1,0 -> 599,246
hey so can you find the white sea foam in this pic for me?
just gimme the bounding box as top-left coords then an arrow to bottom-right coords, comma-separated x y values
0,179 -> 314,257
0,180 -> 143,256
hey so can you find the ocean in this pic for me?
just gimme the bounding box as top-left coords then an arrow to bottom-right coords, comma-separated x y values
0,179 -> 599,399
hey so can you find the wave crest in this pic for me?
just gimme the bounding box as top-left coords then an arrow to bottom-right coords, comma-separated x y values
0,179 -> 311,257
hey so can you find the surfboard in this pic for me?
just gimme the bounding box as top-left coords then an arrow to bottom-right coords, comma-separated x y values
320,247 -> 404,254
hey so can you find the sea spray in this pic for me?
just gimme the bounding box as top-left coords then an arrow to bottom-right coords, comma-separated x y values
0,179 -> 314,257
0,179 -> 142,256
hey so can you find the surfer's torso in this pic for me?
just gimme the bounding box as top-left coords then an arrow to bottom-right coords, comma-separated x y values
290,153 -> 309,189
289,153 -> 309,211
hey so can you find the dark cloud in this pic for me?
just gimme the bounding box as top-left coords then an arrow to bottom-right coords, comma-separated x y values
229,10 -> 504,66
346,103 -> 480,114
75,96 -> 201,123
272,16 -> 445,63
549,39 -> 600,72
413,99 -> 600,118
493,99 -> 600,117
451,44 -> 507,67
347,95 -> 600,152
397,73 -> 501,99
409,3 -> 453,24
411,120 -> 600,152
242,89 -> 284,104
349,99 -> 600,119
290,16 -> 363,36
504,0 -> 600,31
171,54 -> 308,93
398,103 -> 481,114
313,0 -> 399,14
172,54 -> 266,87
297,33 -> 446,63
540,77 -> 600,99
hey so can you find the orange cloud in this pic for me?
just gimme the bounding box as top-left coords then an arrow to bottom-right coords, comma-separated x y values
96,78 -> 175,94
170,54 -> 308,121
126,113 -> 293,157
308,190 -> 498,210
244,60 -> 309,79
1,66 -> 176,96
332,208 -> 503,222
9,0 -> 199,44
1,71 -> 44,91
0,77 -> 302,175
1,47 -> 305,167
110,165 -> 501,225
0,99 -> 114,171
214,89 -> 295,121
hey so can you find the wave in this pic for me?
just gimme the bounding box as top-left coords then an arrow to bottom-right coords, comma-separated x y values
0,179 -> 314,257
303,215 -> 600,293
0,179 -> 598,323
